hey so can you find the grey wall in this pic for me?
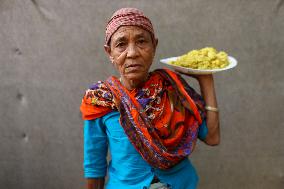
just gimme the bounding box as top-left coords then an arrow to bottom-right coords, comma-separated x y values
0,0 -> 283,188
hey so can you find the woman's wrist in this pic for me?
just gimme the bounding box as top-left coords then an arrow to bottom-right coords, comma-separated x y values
205,105 -> 219,112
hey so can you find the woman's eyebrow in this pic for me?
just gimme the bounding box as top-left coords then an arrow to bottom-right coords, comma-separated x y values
114,36 -> 127,43
135,33 -> 148,39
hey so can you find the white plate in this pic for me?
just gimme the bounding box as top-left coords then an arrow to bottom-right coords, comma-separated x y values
160,56 -> 238,75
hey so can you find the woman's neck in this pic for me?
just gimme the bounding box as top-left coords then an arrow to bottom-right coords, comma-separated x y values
120,78 -> 140,90
120,75 -> 148,90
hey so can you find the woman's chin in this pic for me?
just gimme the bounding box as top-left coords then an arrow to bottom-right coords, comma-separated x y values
124,73 -> 148,82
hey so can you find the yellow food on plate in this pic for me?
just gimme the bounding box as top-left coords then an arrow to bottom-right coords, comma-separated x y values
170,47 -> 229,70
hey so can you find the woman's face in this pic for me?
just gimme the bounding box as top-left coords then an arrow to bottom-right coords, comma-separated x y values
105,26 -> 157,83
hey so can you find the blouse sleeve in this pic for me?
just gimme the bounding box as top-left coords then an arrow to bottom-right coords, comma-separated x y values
83,118 -> 108,178
198,119 -> 208,141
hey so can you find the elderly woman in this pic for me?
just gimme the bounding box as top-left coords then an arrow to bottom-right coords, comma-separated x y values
80,8 -> 220,189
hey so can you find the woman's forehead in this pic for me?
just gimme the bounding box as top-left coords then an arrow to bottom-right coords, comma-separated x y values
111,26 -> 151,41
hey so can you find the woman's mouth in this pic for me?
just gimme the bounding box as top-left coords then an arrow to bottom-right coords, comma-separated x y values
125,64 -> 142,72
126,64 -> 141,68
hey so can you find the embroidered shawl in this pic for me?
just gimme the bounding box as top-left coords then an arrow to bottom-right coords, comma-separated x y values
80,69 -> 206,169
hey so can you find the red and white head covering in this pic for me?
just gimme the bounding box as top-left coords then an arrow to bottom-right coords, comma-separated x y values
105,8 -> 156,45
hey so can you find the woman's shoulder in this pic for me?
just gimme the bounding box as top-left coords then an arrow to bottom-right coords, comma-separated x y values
80,80 -> 115,120
82,80 -> 112,101
88,80 -> 105,90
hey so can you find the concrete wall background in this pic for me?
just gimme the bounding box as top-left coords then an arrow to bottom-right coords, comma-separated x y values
0,0 -> 283,188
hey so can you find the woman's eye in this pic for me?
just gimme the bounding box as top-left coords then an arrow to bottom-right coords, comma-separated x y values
116,42 -> 125,48
137,39 -> 146,44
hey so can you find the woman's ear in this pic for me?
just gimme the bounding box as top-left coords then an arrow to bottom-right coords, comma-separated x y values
104,45 -> 111,56
153,38 -> 158,54
154,38 -> 158,48
104,45 -> 114,63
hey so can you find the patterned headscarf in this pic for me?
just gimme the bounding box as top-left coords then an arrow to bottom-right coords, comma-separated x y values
105,8 -> 156,45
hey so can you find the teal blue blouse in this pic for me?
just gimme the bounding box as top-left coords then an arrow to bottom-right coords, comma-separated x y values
84,111 -> 208,189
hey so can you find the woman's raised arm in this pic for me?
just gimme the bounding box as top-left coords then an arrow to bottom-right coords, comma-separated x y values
196,74 -> 220,146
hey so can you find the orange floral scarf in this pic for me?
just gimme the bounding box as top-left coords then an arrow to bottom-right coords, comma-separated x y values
80,69 -> 206,169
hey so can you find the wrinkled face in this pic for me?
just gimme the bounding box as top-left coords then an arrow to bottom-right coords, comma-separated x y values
105,26 -> 157,82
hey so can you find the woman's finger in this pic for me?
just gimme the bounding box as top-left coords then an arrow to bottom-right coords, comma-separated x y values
115,50 -> 128,66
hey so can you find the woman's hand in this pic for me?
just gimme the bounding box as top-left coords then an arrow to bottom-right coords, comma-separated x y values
110,50 -> 128,72
181,73 -> 213,83
87,178 -> 105,189
194,74 -> 213,83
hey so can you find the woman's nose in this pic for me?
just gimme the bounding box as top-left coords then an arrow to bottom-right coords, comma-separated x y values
126,44 -> 139,58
